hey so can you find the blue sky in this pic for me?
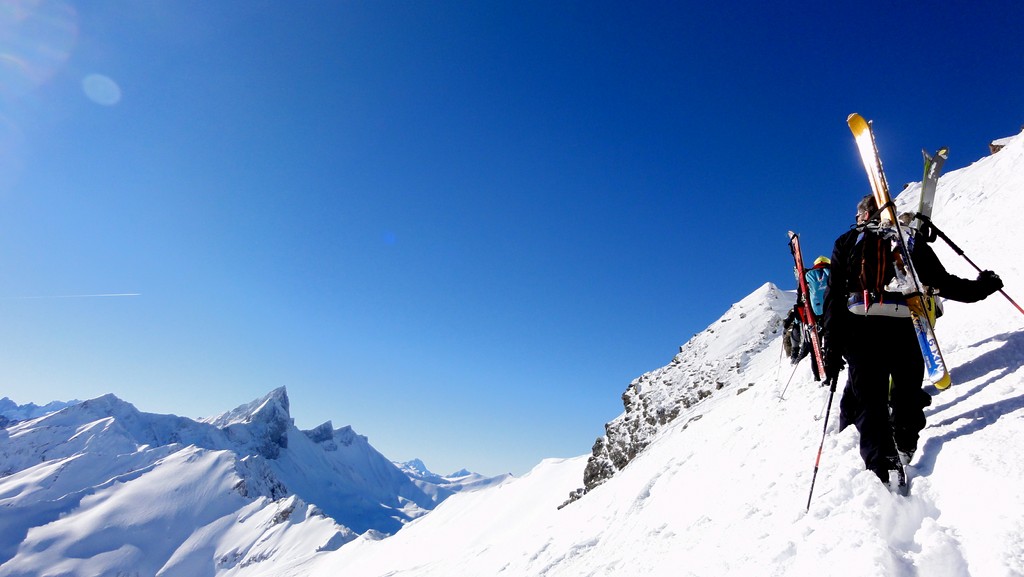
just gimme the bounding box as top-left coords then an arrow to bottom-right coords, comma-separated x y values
1,1 -> 1022,476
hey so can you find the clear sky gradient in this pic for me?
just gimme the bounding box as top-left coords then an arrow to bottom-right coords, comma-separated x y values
2,1 -> 1022,476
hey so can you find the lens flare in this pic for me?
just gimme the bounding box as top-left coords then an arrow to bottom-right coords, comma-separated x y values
82,73 -> 121,106
0,0 -> 78,99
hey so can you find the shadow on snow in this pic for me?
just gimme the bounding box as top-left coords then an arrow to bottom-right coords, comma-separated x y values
916,329 -> 1024,476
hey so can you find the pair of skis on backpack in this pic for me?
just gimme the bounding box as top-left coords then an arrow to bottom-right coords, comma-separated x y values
789,115 -> 951,392
848,113 -> 951,390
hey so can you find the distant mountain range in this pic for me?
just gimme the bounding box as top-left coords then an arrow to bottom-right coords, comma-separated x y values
0,388 -> 506,576
0,397 -> 80,427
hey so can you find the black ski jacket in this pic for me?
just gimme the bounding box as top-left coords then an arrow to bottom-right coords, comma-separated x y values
821,225 -> 990,365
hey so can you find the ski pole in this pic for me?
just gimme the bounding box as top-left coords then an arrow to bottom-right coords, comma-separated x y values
815,387 -> 831,421
778,357 -> 802,401
806,376 -> 837,512
776,334 -> 786,381
916,213 -> 1024,318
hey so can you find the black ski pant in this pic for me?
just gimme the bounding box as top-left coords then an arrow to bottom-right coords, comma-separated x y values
837,315 -> 931,472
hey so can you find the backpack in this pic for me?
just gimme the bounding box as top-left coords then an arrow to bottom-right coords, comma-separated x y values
844,224 -> 912,317
782,304 -> 810,364
805,265 -> 830,317
845,224 -> 947,321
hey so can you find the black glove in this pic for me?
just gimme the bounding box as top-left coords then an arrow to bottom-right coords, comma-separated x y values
823,346 -> 845,385
977,270 -> 1004,297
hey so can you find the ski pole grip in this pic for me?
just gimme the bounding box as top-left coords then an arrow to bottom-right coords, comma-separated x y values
915,215 -> 939,243
914,213 -> 965,256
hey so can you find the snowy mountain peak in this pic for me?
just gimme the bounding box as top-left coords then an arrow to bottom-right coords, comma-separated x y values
75,392 -> 136,415
203,387 -> 292,459
406,458 -> 429,470
303,420 -> 335,443
28,393 -> 161,447
334,424 -> 366,447
395,459 -> 448,484
205,386 -> 291,427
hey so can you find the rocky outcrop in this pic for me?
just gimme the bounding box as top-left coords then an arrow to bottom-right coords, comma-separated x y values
563,283 -> 790,507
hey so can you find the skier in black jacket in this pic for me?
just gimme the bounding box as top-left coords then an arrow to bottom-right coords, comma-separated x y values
821,194 -> 1003,485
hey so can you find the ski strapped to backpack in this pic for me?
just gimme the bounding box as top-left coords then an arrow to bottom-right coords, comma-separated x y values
787,231 -> 826,382
847,113 -> 951,390
911,146 -> 948,232
913,146 -> 949,325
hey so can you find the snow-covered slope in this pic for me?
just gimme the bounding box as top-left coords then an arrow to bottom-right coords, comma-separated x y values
0,388 -> 502,576
278,128 -> 1024,576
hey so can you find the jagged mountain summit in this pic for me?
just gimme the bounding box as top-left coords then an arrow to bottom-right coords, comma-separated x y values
0,388 -> 503,576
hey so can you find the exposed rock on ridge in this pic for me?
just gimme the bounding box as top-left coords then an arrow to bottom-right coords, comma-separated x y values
564,282 -> 791,505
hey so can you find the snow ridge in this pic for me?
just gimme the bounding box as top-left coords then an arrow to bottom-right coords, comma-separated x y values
570,281 -> 791,502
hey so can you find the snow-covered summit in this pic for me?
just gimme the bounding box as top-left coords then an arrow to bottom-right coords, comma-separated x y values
572,281 -> 791,499
201,386 -> 293,459
395,458 -> 447,484
204,386 -> 291,428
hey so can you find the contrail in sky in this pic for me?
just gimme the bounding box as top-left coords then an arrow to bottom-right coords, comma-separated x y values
4,293 -> 142,300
